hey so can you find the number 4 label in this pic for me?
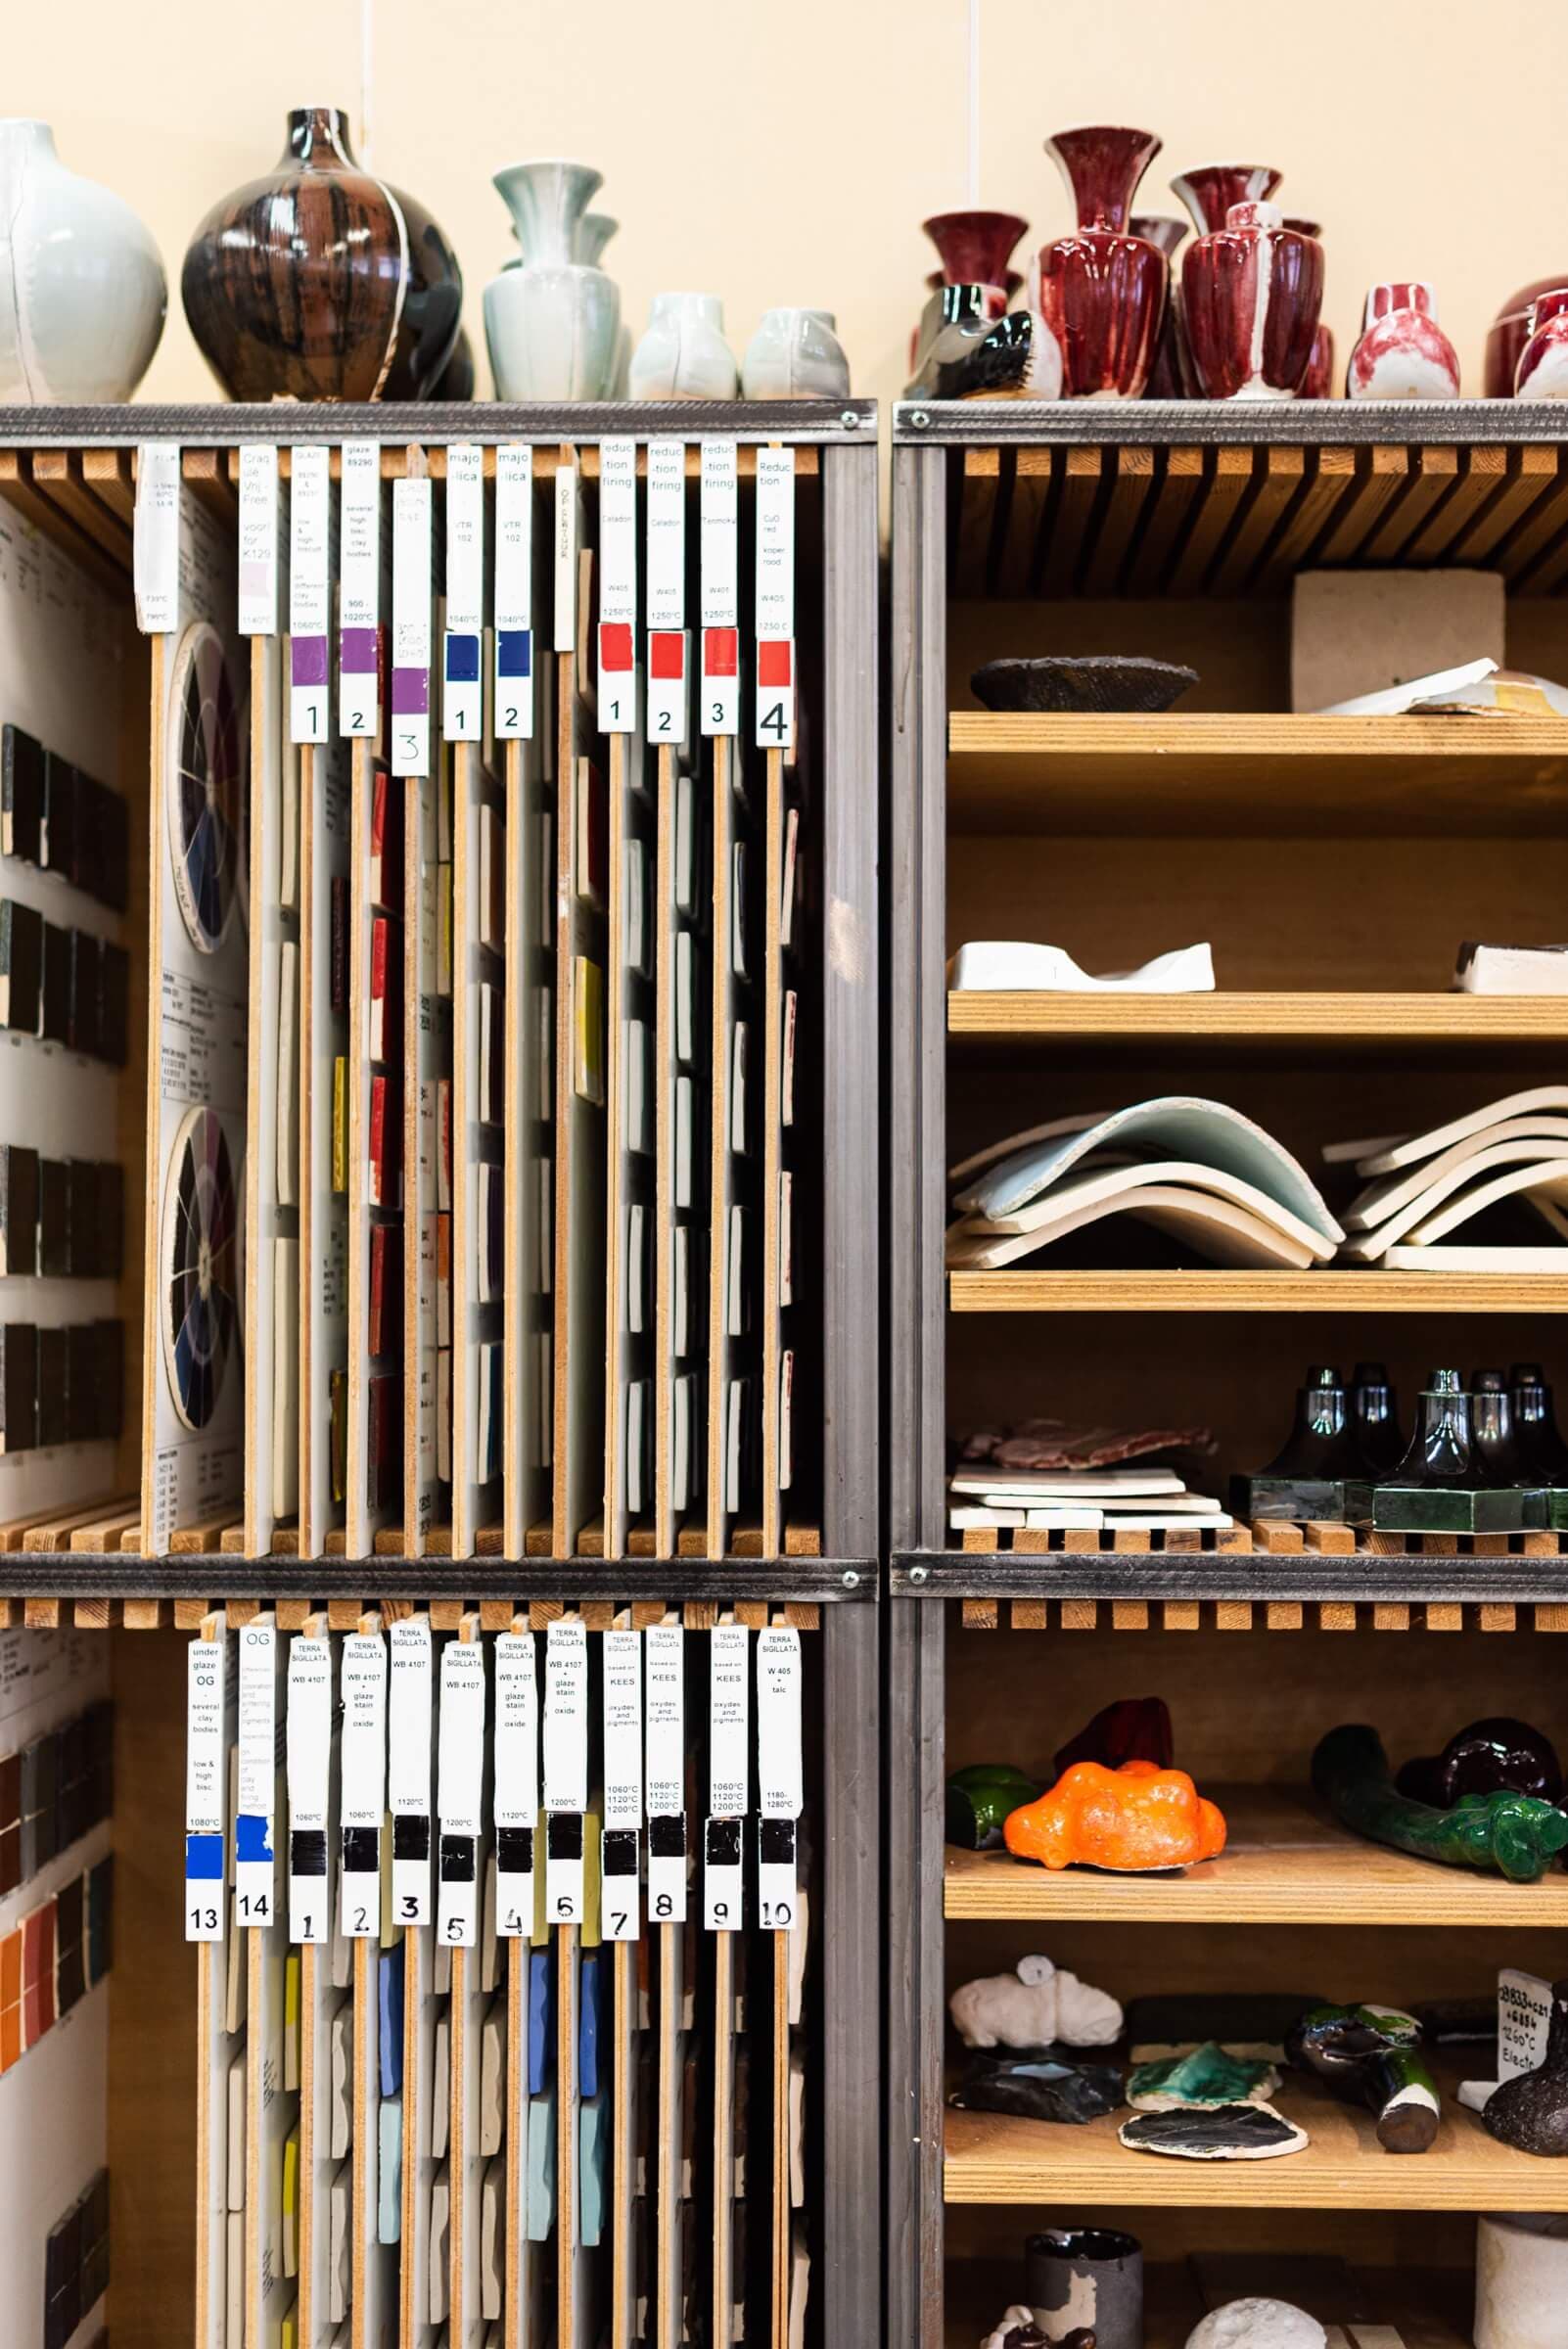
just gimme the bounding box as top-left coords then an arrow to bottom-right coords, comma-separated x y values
755,639 -> 794,751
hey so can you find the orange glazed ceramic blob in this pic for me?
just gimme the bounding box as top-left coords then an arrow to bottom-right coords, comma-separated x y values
1003,1759 -> 1228,1872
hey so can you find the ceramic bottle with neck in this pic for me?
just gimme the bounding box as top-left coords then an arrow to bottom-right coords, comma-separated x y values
483,159 -> 620,400
912,208 -> 1028,377
1515,289 -> 1568,400
1131,215 -> 1187,396
1037,127 -> 1168,398
1181,200 -> 1323,399
1348,282 -> 1460,399
1283,217 -> 1335,395
0,118 -> 166,403
182,105 -> 462,400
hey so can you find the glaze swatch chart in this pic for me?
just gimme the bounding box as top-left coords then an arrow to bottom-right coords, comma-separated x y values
185,1609 -> 811,2349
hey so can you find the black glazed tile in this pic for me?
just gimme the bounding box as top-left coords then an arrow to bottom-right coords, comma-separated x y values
2,724 -> 43,864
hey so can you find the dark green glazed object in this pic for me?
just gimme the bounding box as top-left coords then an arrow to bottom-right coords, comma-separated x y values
1313,1725 -> 1568,1883
1285,2002 -> 1440,2152
1371,1367 -> 1545,1534
946,1762 -> 1042,1850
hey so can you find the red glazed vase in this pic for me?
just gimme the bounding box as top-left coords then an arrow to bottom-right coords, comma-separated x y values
1133,213 -> 1188,397
1181,200 -> 1323,400
1347,282 -> 1459,400
924,209 -> 1029,294
1038,126 -> 1168,398
1515,289 -> 1568,400
1488,277 -> 1568,394
1171,161 -> 1283,236
1282,218 -> 1333,397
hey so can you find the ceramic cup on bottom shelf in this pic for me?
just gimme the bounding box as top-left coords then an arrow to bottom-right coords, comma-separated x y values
742,307 -> 850,398
1038,125 -> 1169,398
1515,290 -> 1568,399
1348,282 -> 1460,399
0,118 -> 166,402
1026,2228 -> 1143,2349
629,293 -> 737,398
1181,200 -> 1323,400
483,159 -> 620,400
1476,2214 -> 1568,2349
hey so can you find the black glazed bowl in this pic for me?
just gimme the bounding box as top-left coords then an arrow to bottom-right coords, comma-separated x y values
970,655 -> 1199,714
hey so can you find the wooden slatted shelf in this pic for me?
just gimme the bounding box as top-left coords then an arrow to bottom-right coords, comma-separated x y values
943,1783 -> 1568,1924
945,439 -> 1568,600
948,991 -> 1568,1042
944,2051 -> 1562,2208
944,2262 -> 1470,2349
949,1269 -> 1568,1312
945,714 -> 1568,837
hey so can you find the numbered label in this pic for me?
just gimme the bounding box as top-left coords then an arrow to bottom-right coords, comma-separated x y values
290,443 -> 332,741
755,638 -> 795,752
237,442 -> 280,635
184,1635 -> 226,1944
494,445 -> 534,739
392,475 -> 433,776
647,629 -> 688,746
339,438 -> 381,736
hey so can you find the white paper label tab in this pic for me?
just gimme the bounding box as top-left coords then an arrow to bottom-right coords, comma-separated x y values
494,444 -> 534,741
546,1809 -> 585,1928
339,1632 -> 388,1939
754,447 -> 796,637
599,438 -> 637,624
543,1620 -> 589,1813
644,1624 -> 684,1817
709,1625 -> 750,1818
647,1814 -> 686,1925
185,1635 -> 226,1942
758,1818 -> 799,1932
700,441 -> 739,738
755,638 -> 795,752
289,443 -> 332,741
598,622 -> 636,734
133,441 -> 181,634
287,1634 -> 333,1944
602,1630 -> 643,1828
442,442 -> 484,741
339,438 -> 381,736
494,1633 -> 538,1938
389,1617 -> 434,1926
755,1627 -> 804,1818
438,1638 -> 486,1947
646,439 -> 686,630
553,464 -> 578,653
392,475 -> 433,776
238,442 -> 280,635
602,1826 -> 640,1942
236,1618 -> 279,1923
647,629 -> 689,746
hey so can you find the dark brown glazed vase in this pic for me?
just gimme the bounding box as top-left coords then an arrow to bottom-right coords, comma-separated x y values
1038,126 -> 1168,398
181,106 -> 463,402
1182,200 -> 1323,399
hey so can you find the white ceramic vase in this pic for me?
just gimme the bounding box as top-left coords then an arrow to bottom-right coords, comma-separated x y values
0,119 -> 165,403
742,307 -> 851,399
483,160 -> 620,400
629,294 -> 737,399
1476,2214 -> 1568,2349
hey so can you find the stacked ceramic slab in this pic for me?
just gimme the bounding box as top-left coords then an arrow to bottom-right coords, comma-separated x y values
1330,1085 -> 1568,1269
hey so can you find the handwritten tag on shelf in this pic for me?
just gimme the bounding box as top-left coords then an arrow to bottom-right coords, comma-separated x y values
495,1633 -> 538,1939
388,1617 -> 434,1927
185,1634 -> 226,1944
237,442 -> 280,636
493,444 -> 534,741
133,441 -> 181,634
236,1617 -> 279,1926
700,440 -> 739,736
287,1632 -> 332,1945
339,1631 -> 387,1940
442,442 -> 484,742
391,476 -> 433,777
339,438 -> 381,737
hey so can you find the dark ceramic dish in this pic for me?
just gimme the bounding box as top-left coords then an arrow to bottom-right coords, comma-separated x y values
970,656 -> 1199,715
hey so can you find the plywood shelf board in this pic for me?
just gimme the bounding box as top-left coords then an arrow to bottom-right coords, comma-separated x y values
943,1784 -> 1568,1923
947,991 -> 1568,1041
944,2051 -> 1568,2207
949,1269 -> 1568,1312
945,713 -> 1568,838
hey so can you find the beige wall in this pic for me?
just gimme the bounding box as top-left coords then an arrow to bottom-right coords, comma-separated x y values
9,0 -> 1568,412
